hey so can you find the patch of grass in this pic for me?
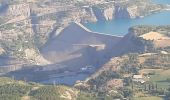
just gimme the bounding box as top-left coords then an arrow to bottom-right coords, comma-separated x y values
132,96 -> 163,100
149,69 -> 170,88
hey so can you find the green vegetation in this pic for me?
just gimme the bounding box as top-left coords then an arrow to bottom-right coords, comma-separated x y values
0,77 -> 32,100
77,92 -> 97,100
84,51 -> 170,99
0,84 -> 32,100
0,24 -> 14,31
30,86 -> 61,100
148,69 -> 170,88
88,71 -> 122,88
130,25 -> 170,37
132,96 -> 163,100
0,77 -> 104,100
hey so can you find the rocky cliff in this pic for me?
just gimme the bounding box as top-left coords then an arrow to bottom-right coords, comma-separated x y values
114,0 -> 164,19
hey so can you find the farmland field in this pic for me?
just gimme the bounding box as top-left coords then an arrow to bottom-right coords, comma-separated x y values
132,96 -> 163,100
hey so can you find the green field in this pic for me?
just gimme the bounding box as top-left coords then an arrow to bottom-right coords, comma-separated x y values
140,69 -> 170,88
149,69 -> 170,88
132,96 -> 163,100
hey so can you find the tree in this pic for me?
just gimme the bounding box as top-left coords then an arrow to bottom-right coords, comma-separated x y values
122,88 -> 133,98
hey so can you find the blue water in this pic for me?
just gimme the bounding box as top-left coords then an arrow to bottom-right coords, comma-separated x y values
153,0 -> 170,4
84,11 -> 170,36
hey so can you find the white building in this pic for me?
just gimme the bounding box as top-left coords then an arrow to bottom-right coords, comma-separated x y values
133,75 -> 145,83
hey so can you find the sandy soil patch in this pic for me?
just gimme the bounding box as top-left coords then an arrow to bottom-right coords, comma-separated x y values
140,31 -> 169,41
140,31 -> 170,48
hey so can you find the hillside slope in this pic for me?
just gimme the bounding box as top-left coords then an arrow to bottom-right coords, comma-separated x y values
0,77 -> 100,100
41,22 -> 122,69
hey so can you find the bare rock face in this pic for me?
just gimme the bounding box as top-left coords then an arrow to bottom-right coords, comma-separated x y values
114,0 -> 163,19
24,48 -> 51,65
115,5 -> 136,19
127,5 -> 139,19
90,6 -> 115,21
104,8 -> 114,20
81,7 -> 97,23
0,48 -> 5,55
92,7 -> 107,21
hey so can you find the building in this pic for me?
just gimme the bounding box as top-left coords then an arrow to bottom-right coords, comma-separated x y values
133,75 -> 145,83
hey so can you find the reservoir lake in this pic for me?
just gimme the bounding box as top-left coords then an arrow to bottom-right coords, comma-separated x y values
153,0 -> 170,4
84,11 -> 170,36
